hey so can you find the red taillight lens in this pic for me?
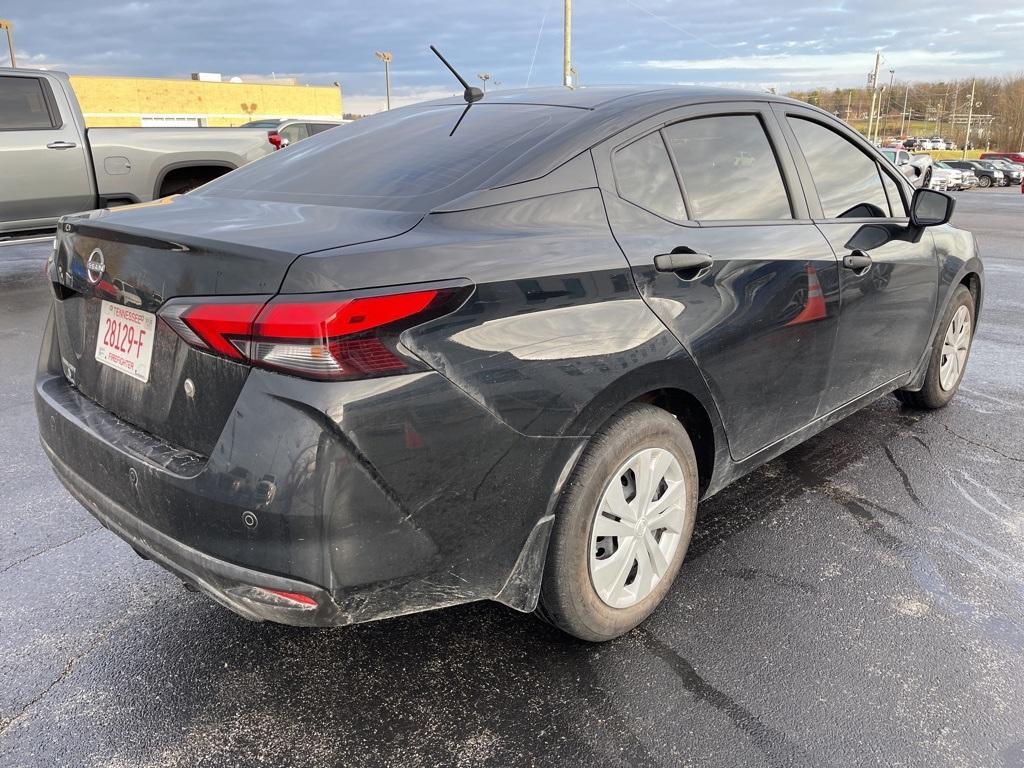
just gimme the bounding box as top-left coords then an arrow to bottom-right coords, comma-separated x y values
160,285 -> 470,381
268,131 -> 283,150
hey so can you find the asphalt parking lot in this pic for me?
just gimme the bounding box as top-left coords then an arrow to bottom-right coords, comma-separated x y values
2,189 -> 1022,768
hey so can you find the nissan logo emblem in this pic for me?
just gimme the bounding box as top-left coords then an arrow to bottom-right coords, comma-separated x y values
86,248 -> 105,284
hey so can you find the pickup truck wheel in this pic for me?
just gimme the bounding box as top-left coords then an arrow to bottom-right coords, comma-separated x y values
537,404 -> 698,642
895,285 -> 974,410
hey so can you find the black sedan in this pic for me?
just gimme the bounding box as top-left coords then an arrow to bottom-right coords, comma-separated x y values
37,85 -> 982,641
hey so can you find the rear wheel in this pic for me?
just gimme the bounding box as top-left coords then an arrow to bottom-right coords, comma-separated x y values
978,176 -> 992,188
895,285 -> 975,409
537,404 -> 698,641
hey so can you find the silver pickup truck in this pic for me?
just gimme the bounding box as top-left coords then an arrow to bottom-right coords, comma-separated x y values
1,68 -> 276,236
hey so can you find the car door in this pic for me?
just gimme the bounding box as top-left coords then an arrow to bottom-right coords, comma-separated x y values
0,73 -> 94,229
772,104 -> 939,416
593,102 -> 841,460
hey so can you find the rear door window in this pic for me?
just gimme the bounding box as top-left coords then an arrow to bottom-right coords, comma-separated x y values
280,123 -> 310,144
788,117 -> 890,218
663,115 -> 792,221
0,76 -> 58,130
612,132 -> 686,221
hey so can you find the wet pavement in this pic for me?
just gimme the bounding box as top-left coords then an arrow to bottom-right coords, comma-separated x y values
2,189 -> 1022,767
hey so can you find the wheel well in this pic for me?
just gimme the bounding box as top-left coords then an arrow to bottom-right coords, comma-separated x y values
158,165 -> 233,197
960,272 -> 981,314
633,388 -> 715,496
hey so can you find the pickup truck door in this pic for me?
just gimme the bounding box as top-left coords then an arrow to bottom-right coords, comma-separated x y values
0,73 -> 94,230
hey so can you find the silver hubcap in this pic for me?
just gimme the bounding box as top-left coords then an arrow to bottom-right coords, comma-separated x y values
589,447 -> 686,609
939,305 -> 971,392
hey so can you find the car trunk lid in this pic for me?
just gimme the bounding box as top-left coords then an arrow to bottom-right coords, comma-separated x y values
50,195 -> 423,455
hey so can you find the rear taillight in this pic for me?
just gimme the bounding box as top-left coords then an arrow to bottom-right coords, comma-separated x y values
160,285 -> 470,381
268,131 -> 283,150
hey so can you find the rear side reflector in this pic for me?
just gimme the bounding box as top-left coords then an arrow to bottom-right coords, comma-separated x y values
160,284 -> 471,381
227,585 -> 319,611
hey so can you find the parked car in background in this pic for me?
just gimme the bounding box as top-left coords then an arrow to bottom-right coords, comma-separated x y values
918,138 -> 935,151
944,160 -> 1003,188
902,137 -> 920,150
37,85 -> 982,642
240,118 -> 343,150
929,137 -> 947,151
880,148 -> 932,188
935,161 -> 976,190
928,165 -> 957,191
1,68 -> 277,236
980,151 -> 1024,164
982,158 -> 1024,186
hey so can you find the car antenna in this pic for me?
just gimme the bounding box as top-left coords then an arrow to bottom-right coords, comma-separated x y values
430,45 -> 484,104
429,45 -> 484,137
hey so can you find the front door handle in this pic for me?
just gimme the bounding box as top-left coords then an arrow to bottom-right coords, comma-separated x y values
843,250 -> 873,271
46,141 -> 77,150
654,248 -> 713,277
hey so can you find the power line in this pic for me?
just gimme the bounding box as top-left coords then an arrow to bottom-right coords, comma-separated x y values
526,0 -> 551,87
623,0 -> 734,57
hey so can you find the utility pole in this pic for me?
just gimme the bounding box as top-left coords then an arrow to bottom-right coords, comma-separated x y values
563,0 -> 572,88
962,78 -> 976,160
899,85 -> 909,136
374,51 -> 393,110
0,19 -> 15,67
845,90 -> 853,123
879,68 -> 895,140
865,51 -> 881,142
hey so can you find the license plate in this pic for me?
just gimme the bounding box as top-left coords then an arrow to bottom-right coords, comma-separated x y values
94,300 -> 156,383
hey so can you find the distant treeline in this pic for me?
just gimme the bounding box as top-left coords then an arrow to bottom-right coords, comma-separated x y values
787,75 -> 1024,150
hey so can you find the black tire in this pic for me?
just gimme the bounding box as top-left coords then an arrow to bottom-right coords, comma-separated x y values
895,284 -> 975,410
537,403 -> 698,642
978,176 -> 992,188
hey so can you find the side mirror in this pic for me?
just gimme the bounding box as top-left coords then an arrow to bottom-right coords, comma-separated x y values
910,188 -> 955,228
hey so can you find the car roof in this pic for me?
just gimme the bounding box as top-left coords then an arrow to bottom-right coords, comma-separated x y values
416,84 -> 807,186
424,84 -> 789,111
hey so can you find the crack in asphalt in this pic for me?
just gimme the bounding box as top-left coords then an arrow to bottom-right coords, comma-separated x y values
0,526 -> 103,575
636,628 -> 817,768
883,445 -> 927,509
940,423 -> 1024,463
0,629 -> 109,739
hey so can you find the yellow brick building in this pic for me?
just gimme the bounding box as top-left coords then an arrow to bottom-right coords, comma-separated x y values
69,74 -> 342,127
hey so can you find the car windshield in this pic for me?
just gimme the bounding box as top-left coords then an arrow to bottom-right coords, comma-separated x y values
201,104 -> 584,212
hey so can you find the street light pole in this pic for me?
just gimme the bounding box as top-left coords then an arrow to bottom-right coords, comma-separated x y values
962,78 -> 977,161
477,72 -> 491,92
899,85 -> 909,136
374,51 -> 393,110
0,19 -> 15,67
563,0 -> 572,88
879,68 -> 895,141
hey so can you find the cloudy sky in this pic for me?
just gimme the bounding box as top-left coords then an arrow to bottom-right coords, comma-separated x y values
6,0 -> 1023,113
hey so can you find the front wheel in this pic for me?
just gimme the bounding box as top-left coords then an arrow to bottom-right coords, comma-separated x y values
978,176 -> 992,188
895,285 -> 975,409
537,404 -> 698,641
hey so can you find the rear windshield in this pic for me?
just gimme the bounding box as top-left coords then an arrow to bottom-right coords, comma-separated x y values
200,104 -> 583,211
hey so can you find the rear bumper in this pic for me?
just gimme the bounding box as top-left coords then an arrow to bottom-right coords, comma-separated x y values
36,308 -> 581,626
43,442 -> 346,626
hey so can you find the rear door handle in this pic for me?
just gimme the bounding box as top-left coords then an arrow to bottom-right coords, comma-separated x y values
654,248 -> 713,277
843,250 -> 873,271
46,141 -> 77,150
